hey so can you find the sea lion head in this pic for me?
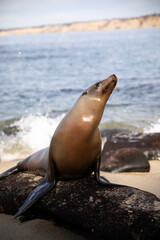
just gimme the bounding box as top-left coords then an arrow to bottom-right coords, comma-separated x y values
79,74 -> 118,126
82,74 -> 117,102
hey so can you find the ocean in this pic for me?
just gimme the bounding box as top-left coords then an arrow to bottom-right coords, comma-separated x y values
0,28 -> 160,161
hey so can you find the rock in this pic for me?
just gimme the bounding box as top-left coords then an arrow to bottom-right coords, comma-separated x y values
3,126 -> 20,135
0,172 -> 160,239
100,130 -> 160,172
101,148 -> 150,172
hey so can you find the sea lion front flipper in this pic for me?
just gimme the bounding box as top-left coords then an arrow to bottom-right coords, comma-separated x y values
13,176 -> 56,219
94,155 -> 126,187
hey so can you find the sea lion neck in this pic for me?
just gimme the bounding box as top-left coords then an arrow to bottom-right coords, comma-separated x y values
69,95 -> 106,130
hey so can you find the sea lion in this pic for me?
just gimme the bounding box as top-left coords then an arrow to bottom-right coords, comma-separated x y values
0,74 -> 125,219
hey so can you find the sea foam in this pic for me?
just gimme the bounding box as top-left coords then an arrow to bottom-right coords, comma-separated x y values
0,113 -> 65,162
144,119 -> 160,133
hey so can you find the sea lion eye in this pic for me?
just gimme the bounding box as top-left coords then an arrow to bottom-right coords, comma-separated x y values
82,91 -> 88,96
95,82 -> 102,88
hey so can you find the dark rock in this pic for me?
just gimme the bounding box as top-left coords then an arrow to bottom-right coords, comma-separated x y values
3,126 -> 20,135
0,172 -> 160,239
101,129 -> 134,138
100,129 -> 160,172
101,148 -> 150,172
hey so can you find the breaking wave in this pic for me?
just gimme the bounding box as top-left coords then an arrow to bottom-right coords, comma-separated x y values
144,119 -> 160,133
0,113 -> 65,162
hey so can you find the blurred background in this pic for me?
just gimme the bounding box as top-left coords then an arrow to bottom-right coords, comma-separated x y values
0,0 -> 160,161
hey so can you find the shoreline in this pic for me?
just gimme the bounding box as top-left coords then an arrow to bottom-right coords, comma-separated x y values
0,14 -> 160,36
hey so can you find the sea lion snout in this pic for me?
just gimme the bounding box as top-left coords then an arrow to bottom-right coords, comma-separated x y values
102,75 -> 117,94
110,78 -> 117,85
108,74 -> 117,84
112,74 -> 117,80
109,74 -> 118,87
105,74 -> 117,85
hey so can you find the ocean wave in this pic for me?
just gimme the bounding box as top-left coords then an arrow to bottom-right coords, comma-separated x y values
0,113 -> 65,162
1,114 -> 160,162
144,119 -> 160,133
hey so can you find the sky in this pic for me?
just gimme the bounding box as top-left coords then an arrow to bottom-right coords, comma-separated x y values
0,0 -> 160,29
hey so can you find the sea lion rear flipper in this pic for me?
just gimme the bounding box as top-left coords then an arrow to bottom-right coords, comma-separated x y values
0,165 -> 18,179
13,176 -> 56,219
94,155 -> 126,187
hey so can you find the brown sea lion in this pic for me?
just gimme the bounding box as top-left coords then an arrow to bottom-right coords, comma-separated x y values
0,74 -> 125,218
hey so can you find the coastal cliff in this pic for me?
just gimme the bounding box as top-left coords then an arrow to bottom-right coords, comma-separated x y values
0,14 -> 160,36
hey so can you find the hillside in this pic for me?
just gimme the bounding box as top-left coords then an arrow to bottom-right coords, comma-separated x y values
0,14 -> 160,36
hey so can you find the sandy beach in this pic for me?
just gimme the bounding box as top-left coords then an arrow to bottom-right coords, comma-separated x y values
0,159 -> 160,239
0,214 -> 86,240
102,160 -> 160,199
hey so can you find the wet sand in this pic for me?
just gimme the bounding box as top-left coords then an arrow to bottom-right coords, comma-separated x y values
0,159 -> 160,239
0,214 -> 86,240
